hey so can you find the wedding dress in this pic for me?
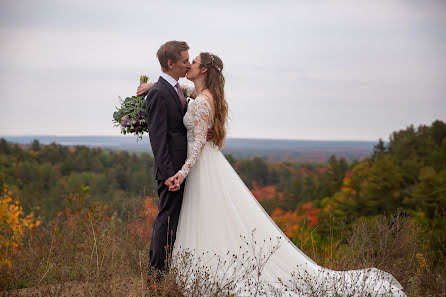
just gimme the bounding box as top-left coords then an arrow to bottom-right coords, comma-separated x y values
172,96 -> 407,297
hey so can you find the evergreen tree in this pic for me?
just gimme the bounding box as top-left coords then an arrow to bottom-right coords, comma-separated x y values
372,138 -> 386,160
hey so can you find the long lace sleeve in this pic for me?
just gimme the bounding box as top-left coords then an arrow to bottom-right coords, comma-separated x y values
180,84 -> 197,99
178,97 -> 211,178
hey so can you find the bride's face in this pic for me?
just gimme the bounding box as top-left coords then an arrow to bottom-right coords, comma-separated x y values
186,55 -> 205,80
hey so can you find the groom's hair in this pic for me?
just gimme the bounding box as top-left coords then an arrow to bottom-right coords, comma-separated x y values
157,41 -> 189,71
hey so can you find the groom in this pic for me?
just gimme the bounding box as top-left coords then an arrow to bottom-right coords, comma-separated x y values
144,41 -> 191,280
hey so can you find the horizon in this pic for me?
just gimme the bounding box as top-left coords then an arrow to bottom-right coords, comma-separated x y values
0,134 -> 383,143
1,134 -> 377,162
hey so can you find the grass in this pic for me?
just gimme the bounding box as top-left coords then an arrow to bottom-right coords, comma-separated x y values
0,194 -> 445,297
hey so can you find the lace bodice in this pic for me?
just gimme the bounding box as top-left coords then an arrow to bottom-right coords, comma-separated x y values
178,96 -> 213,178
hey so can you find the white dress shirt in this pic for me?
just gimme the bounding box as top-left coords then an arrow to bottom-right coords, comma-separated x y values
160,72 -> 178,89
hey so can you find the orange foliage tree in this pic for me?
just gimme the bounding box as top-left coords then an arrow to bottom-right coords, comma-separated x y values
271,202 -> 321,246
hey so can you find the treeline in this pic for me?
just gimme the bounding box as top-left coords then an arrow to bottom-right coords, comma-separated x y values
256,120 -> 446,260
333,120 -> 446,254
0,140 -> 157,218
1,120 -> 445,257
226,154 -> 350,213
0,138 -> 350,219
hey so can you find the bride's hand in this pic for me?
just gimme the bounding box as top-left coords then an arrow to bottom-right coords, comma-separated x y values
137,82 -> 153,96
169,172 -> 185,191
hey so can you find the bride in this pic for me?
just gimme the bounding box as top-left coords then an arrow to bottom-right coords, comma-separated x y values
140,52 -> 407,297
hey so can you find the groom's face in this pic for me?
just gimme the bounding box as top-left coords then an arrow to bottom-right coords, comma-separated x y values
171,50 -> 191,78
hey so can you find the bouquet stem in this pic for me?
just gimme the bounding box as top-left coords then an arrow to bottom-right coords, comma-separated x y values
140,75 -> 149,85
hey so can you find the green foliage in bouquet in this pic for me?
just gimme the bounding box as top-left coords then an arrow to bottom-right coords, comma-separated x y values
113,75 -> 149,140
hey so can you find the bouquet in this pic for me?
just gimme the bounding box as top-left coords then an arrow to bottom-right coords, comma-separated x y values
113,75 -> 149,140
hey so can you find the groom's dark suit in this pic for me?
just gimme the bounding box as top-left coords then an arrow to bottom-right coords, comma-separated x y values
146,76 -> 188,274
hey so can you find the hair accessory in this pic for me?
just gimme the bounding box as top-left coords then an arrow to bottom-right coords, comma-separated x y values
209,53 -> 222,73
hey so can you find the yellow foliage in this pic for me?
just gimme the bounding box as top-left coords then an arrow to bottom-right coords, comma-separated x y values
0,185 -> 41,269
416,253 -> 429,272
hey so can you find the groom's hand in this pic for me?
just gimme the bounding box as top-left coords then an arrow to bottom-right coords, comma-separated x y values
169,172 -> 185,191
164,177 -> 175,190
165,174 -> 181,192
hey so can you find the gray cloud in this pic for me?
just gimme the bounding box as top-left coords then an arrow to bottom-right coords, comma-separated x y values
1,0 -> 445,140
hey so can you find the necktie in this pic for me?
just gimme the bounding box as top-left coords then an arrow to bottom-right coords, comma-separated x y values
175,83 -> 186,109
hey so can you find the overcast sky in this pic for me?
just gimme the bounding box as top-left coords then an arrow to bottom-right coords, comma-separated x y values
1,0 -> 445,141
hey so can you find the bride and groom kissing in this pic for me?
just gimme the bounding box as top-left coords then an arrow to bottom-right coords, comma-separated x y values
137,40 -> 407,296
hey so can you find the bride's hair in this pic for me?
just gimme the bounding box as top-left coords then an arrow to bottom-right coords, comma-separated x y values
199,52 -> 228,149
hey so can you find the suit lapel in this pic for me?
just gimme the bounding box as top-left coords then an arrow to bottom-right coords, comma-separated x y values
158,77 -> 184,116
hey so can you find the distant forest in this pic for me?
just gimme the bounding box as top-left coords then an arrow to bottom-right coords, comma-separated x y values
1,120 -> 445,258
0,136 -> 375,163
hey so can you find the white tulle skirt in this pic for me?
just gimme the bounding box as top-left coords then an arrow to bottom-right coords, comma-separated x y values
172,142 -> 406,297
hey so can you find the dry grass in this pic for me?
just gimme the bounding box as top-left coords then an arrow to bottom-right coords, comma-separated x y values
0,196 -> 445,297
322,213 -> 446,296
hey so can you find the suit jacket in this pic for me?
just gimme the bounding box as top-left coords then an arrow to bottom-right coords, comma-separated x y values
146,76 -> 188,181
